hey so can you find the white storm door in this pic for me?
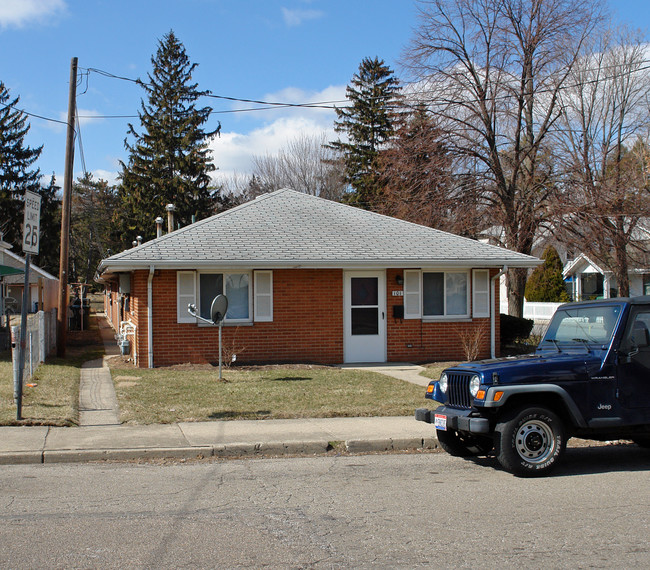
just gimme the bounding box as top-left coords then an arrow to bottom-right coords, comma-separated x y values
343,271 -> 386,363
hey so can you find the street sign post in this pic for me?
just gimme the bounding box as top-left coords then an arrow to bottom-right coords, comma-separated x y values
16,191 -> 41,419
22,190 -> 41,255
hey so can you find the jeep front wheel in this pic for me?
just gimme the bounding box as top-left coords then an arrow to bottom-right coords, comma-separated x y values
436,429 -> 493,457
495,407 -> 566,477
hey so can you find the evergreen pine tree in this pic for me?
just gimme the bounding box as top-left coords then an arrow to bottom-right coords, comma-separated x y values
118,31 -> 220,244
525,247 -> 571,302
329,57 -> 400,209
35,174 -> 61,276
71,173 -> 121,284
0,81 -> 43,249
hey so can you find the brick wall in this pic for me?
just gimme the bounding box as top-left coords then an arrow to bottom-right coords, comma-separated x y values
385,268 -> 497,362
138,268 -> 344,367
108,267 -> 500,368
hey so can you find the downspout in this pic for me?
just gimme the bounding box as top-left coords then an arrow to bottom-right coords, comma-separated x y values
491,266 -> 508,359
148,265 -> 154,368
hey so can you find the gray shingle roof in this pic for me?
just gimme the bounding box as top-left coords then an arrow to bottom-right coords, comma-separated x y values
98,189 -> 539,273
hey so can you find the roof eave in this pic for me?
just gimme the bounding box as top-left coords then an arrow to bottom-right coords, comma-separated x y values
98,257 -> 540,276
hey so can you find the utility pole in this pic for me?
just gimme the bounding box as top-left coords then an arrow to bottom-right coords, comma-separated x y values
57,57 -> 78,357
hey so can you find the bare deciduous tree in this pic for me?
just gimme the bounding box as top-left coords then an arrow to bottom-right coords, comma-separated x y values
404,0 -> 604,316
252,133 -> 346,201
555,28 -> 650,297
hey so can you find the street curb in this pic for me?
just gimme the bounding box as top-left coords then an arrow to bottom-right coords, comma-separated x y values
0,438 -> 440,465
0,451 -> 43,465
42,446 -> 215,464
346,437 -> 439,453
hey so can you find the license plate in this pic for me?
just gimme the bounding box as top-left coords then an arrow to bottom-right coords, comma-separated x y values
434,413 -> 447,431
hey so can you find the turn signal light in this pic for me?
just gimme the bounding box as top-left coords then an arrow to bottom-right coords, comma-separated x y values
427,384 -> 434,394
476,390 -> 486,400
493,391 -> 504,402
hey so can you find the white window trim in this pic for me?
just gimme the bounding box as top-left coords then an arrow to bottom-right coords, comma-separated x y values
421,269 -> 471,320
198,270 -> 253,324
472,269 -> 490,318
177,271 -> 197,324
254,270 -> 273,322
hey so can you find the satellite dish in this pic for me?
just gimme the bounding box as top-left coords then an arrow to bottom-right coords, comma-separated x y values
210,294 -> 228,324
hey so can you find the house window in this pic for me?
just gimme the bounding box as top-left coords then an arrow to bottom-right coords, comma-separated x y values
199,272 -> 250,322
422,271 -> 468,317
643,274 -> 650,296
404,270 -> 471,319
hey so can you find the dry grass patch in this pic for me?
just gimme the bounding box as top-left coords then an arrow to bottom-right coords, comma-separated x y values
0,346 -> 103,426
419,362 -> 460,381
111,364 -> 427,425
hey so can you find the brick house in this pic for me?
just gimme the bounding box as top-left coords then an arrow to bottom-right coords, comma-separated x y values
96,189 -> 540,368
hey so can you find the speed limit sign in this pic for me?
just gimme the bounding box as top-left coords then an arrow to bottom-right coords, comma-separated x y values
22,190 -> 41,255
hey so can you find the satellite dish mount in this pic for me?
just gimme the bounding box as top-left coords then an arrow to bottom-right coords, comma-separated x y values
187,294 -> 229,380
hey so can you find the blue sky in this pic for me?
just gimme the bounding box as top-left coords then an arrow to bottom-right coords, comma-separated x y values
1,0 -> 649,189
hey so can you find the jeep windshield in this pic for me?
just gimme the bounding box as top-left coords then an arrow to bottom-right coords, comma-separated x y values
541,304 -> 622,347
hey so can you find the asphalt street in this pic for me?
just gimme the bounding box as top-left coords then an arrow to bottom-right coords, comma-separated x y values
0,445 -> 648,568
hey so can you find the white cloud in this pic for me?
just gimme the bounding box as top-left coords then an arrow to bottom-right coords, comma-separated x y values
0,0 -> 66,29
74,109 -> 104,127
281,7 -> 324,27
90,169 -> 120,186
211,117 -> 336,184
210,85 -> 346,183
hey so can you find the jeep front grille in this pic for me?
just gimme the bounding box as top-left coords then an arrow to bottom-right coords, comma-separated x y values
447,373 -> 473,409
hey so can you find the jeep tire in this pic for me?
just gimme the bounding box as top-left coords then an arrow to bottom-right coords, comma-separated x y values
495,407 -> 566,477
436,428 -> 493,457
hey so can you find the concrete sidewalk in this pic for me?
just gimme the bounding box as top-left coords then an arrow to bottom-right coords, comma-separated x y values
0,416 -> 439,465
0,313 -> 439,466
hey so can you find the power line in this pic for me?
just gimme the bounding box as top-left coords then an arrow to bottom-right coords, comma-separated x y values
0,101 -> 70,127
83,66 -> 348,110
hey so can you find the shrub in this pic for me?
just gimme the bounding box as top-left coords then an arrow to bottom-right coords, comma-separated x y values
500,314 -> 534,345
525,246 -> 571,302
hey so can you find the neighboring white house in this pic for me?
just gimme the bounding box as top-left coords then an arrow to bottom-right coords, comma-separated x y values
563,254 -> 650,300
489,219 -> 650,317
0,235 -> 59,315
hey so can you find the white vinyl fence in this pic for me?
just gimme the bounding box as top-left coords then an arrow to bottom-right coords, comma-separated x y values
523,302 -> 563,336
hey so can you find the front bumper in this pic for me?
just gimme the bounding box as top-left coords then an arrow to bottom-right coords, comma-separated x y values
415,406 -> 490,434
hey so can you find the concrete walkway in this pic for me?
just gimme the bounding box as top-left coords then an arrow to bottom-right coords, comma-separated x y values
340,363 -> 430,387
78,316 -> 121,426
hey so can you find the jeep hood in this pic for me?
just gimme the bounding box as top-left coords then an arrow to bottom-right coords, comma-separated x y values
445,351 -> 605,385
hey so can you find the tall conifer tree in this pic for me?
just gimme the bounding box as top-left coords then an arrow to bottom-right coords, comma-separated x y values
329,57 -> 400,209
36,174 -> 62,275
0,81 -> 43,248
118,31 -> 220,244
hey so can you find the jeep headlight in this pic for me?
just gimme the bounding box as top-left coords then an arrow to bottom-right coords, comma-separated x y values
438,372 -> 448,393
469,375 -> 481,398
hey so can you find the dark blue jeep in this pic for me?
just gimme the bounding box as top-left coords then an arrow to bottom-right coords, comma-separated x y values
416,296 -> 650,476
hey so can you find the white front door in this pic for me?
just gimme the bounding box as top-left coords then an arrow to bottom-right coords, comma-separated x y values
343,271 -> 386,363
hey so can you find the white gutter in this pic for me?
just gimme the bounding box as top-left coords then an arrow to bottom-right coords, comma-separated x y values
491,265 -> 508,359
148,265 -> 154,368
